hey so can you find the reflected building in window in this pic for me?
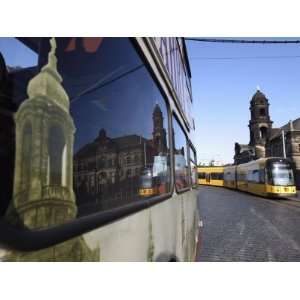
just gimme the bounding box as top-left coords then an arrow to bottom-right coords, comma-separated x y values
73,103 -> 168,212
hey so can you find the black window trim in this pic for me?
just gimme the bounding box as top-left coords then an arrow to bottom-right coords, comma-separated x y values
0,192 -> 171,252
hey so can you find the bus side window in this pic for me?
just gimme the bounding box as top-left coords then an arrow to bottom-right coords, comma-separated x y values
173,117 -> 189,191
3,37 -> 173,221
189,145 -> 197,187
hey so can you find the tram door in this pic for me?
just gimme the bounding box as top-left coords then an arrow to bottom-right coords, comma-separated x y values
205,173 -> 210,183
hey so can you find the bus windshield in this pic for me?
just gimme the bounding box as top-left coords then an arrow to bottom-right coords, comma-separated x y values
272,164 -> 294,186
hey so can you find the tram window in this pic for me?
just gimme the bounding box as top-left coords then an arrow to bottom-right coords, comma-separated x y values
211,173 -> 223,180
173,117 -> 189,191
259,169 -> 265,183
1,37 -> 172,220
251,170 -> 260,183
198,173 -> 205,179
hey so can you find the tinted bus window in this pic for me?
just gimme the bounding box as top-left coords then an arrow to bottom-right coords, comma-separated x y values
0,37 -> 171,220
173,117 -> 189,191
189,146 -> 197,187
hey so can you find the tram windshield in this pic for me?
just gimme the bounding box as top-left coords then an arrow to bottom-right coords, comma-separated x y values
271,163 -> 294,186
139,168 -> 153,189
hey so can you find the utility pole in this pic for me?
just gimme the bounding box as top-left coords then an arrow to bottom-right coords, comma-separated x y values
282,130 -> 286,158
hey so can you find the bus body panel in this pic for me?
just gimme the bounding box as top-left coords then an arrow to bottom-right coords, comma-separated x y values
0,191 -> 199,262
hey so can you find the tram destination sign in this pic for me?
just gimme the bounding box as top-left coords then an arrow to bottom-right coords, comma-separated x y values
153,37 -> 193,129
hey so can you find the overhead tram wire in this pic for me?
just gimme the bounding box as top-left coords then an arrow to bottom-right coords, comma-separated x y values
185,38 -> 300,44
190,55 -> 300,60
186,38 -> 300,61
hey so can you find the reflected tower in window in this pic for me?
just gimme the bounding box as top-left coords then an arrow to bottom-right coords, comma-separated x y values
7,38 -> 77,229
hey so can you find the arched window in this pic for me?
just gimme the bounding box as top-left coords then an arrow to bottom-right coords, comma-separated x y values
48,125 -> 65,185
260,108 -> 266,116
260,127 -> 267,139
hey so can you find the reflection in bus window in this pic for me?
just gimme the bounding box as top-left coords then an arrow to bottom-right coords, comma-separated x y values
0,37 -> 171,218
189,146 -> 197,187
0,38 -> 38,216
173,117 -> 189,191
47,37 -> 171,215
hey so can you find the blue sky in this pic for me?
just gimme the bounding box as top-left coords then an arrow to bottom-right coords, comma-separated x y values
2,37 -> 300,165
186,38 -> 300,164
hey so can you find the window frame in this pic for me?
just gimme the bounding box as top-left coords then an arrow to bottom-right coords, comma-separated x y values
188,142 -> 198,188
172,113 -> 191,194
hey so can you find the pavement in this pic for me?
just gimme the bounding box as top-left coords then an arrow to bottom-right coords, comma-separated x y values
286,191 -> 300,201
197,185 -> 300,261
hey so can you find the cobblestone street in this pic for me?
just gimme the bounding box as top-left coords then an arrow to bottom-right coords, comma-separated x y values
197,185 -> 300,261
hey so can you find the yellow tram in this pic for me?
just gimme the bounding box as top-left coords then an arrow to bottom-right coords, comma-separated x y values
224,158 -> 297,198
198,166 -> 224,187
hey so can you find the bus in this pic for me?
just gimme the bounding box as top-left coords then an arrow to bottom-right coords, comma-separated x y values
0,37 -> 200,261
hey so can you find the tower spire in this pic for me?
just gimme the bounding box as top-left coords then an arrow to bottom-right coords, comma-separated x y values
41,37 -> 62,82
27,37 -> 69,112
